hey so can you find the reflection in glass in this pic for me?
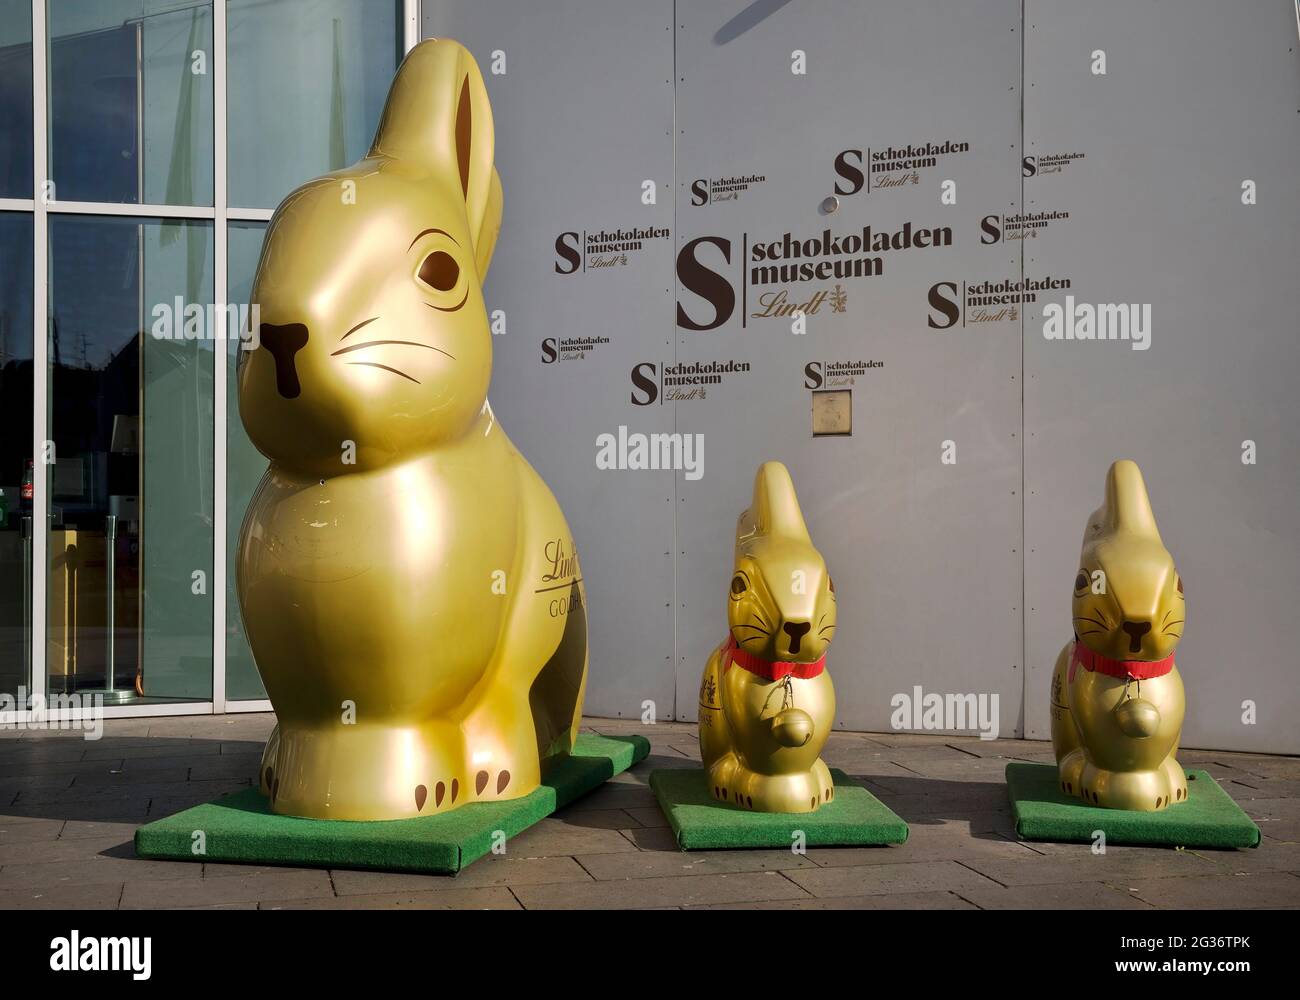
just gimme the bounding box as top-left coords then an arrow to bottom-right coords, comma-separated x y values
226,221 -> 267,701
48,215 -> 213,703
48,1 -> 214,206
0,213 -> 33,701
0,1 -> 33,198
227,0 -> 399,208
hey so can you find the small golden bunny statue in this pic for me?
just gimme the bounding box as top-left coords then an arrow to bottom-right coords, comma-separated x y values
698,462 -> 838,813
237,40 -> 587,820
1050,460 -> 1187,811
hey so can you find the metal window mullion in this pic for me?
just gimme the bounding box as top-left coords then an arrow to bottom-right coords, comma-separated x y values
404,0 -> 420,52
212,0 -> 228,713
29,0 -> 48,721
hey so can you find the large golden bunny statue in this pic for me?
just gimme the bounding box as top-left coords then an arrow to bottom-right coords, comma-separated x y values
237,40 -> 587,820
1050,460 -> 1187,812
698,462 -> 838,813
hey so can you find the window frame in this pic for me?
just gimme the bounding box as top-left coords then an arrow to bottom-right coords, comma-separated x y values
0,0 -> 418,728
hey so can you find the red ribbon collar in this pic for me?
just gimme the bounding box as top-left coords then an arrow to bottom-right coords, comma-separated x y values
1069,640 -> 1174,683
723,634 -> 826,681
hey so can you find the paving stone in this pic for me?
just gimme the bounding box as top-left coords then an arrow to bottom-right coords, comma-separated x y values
201,863 -> 297,878
941,738 -> 1050,759
3,713 -> 1297,910
957,881 -> 1157,909
120,869 -> 334,908
546,807 -> 643,831
0,881 -> 123,909
0,817 -> 66,844
783,859 -> 1001,899
4,800 -> 149,823
0,834 -> 131,865
817,756 -> 918,779
123,754 -> 246,775
962,849 -> 1221,887
865,780 -> 1011,819
83,741 -> 220,761
1204,756 -> 1300,781
72,767 -> 191,787
694,890 -> 978,910
634,752 -> 700,771
855,731 -> 957,749
621,806 -> 670,828
577,846 -> 817,880
1122,872 -> 1300,909
331,855 -> 592,894
0,743 -> 91,764
265,887 -> 520,909
501,817 -> 643,858
514,870 -> 809,909
620,826 -> 681,852
1224,778 -> 1300,800
17,778 -> 247,805
0,855 -> 200,890
59,820 -> 140,841
5,758 -> 125,777
187,755 -> 264,781
805,821 -> 1039,868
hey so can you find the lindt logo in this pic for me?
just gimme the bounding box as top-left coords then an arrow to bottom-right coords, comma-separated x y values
927,276 -> 1072,328
630,360 -> 752,405
554,227 -> 670,274
675,222 -> 951,331
833,140 -> 971,195
690,173 -> 766,205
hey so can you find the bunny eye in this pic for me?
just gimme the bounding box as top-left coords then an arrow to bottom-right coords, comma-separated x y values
730,574 -> 748,597
418,251 -> 460,291
1176,576 -> 1184,596
1074,571 -> 1089,592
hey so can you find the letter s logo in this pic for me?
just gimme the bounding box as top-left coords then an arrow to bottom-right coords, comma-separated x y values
1022,155 -> 1037,177
833,149 -> 865,196
803,362 -> 823,389
541,338 -> 557,363
927,282 -> 960,330
675,236 -> 734,331
980,215 -> 1002,244
554,232 -> 581,274
630,363 -> 658,406
690,179 -> 709,206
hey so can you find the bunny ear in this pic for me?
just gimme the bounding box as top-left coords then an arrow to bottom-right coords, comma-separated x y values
1102,459 -> 1162,540
370,39 -> 498,273
749,462 -> 812,543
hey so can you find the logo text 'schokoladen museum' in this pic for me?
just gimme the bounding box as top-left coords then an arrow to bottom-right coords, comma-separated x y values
675,220 -> 952,330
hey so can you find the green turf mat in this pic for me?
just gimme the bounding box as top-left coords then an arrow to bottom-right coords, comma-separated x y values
649,767 -> 908,849
1006,762 -> 1260,849
135,733 -> 649,874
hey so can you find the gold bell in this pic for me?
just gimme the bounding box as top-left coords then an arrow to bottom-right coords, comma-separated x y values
771,708 -> 815,748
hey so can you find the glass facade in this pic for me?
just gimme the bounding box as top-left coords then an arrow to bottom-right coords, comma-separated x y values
1,1 -> 404,718
0,211 -> 33,701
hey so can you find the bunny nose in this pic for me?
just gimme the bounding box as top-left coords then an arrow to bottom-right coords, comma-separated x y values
1121,620 -> 1151,654
260,322 -> 309,399
782,620 -> 811,655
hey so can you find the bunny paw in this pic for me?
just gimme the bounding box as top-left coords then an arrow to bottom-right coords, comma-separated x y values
1077,760 -> 1186,812
707,754 -> 834,813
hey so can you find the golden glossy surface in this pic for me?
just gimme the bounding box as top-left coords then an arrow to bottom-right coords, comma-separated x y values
699,463 -> 838,813
1051,460 -> 1188,811
236,40 -> 586,820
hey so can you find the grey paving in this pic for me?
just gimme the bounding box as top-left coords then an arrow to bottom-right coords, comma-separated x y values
0,714 -> 1296,910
